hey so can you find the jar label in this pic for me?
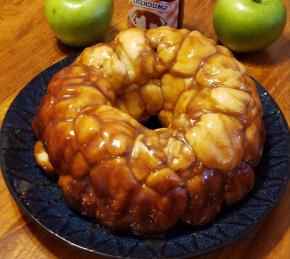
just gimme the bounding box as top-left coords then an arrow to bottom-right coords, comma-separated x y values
128,0 -> 180,29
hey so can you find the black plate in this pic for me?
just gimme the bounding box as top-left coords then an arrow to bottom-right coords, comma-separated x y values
0,56 -> 289,258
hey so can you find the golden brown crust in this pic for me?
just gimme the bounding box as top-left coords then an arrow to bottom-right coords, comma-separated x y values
32,26 -> 265,235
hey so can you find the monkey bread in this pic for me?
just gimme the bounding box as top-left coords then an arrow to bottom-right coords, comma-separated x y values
32,27 -> 265,235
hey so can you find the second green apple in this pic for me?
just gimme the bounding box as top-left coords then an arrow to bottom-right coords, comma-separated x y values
213,0 -> 286,53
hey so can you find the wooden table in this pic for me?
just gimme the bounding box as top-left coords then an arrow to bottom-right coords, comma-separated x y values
0,0 -> 289,258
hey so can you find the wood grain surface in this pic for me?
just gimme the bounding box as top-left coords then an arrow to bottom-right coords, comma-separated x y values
0,0 -> 289,258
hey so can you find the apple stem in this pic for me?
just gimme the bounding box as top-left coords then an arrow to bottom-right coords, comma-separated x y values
253,0 -> 261,3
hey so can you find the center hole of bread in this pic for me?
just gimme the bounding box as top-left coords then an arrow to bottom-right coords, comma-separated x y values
142,115 -> 163,129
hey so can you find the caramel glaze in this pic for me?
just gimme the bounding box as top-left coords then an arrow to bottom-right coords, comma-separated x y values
32,27 -> 265,235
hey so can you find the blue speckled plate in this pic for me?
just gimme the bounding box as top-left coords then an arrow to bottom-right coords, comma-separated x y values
0,56 -> 289,258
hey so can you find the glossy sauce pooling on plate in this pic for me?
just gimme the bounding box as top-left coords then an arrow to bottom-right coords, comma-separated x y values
32,27 -> 265,235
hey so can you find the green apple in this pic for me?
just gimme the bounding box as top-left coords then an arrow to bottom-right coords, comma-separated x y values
45,0 -> 113,47
213,0 -> 287,53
